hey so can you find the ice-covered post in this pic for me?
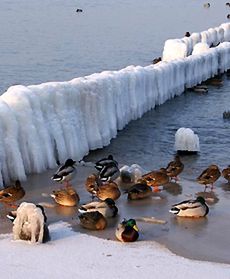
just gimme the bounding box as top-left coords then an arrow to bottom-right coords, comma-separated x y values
174,128 -> 200,154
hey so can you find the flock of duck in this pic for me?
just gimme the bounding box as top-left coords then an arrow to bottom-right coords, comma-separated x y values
1,154 -> 229,243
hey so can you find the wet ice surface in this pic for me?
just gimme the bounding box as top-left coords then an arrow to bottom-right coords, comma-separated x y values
1,76 -> 230,264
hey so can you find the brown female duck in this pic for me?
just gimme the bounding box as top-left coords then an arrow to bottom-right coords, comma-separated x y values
85,173 -> 121,200
0,180 -> 25,207
125,182 -> 152,200
94,181 -> 121,201
166,155 -> 184,181
141,168 -> 169,192
51,185 -> 80,206
222,166 -> 230,182
78,211 -> 107,230
197,164 -> 221,190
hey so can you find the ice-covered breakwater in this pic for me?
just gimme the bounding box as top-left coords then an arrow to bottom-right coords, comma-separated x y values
0,31 -> 230,186
163,22 -> 230,61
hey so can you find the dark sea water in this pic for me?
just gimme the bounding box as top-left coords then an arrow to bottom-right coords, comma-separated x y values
1,0 -> 230,264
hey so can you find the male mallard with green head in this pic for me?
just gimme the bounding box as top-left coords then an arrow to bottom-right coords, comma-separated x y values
116,219 -> 139,242
169,196 -> 209,218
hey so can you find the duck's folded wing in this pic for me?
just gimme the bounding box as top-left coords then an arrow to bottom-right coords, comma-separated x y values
174,200 -> 201,210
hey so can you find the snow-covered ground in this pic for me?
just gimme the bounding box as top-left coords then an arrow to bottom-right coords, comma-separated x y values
1,222 -> 229,279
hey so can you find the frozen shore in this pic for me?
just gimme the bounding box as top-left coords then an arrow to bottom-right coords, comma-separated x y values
1,221 -> 229,279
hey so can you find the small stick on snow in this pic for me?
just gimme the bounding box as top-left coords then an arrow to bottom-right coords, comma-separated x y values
134,216 -> 167,224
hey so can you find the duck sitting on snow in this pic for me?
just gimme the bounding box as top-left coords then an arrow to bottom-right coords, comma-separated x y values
51,158 -> 77,187
51,185 -> 80,206
169,196 -> 209,217
0,180 -> 25,207
78,198 -> 118,218
166,155 -> 184,181
222,166 -> 230,182
115,219 -> 139,242
78,211 -> 107,230
125,182 -> 152,200
196,164 -> 221,190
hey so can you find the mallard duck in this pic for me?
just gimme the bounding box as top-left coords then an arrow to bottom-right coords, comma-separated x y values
169,196 -> 209,217
166,155 -> 184,181
94,181 -> 121,201
125,182 -> 152,200
99,163 -> 120,182
7,204 -> 50,243
0,180 -> 25,206
115,219 -> 139,242
50,185 -> 79,206
197,164 -> 221,190
78,198 -> 118,217
222,166 -> 230,182
85,173 -> 98,198
51,158 -> 77,187
141,168 -> 169,192
95,155 -> 118,171
78,211 -> 107,230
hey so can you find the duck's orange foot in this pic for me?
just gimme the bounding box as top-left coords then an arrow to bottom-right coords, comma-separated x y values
153,186 -> 160,193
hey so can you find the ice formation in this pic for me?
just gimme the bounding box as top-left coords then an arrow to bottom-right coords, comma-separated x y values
0,24 -> 230,186
174,128 -> 200,152
119,164 -> 144,183
162,23 -> 230,61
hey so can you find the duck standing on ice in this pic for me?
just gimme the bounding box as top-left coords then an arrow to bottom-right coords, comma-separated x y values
166,155 -> 184,181
95,155 -> 120,182
196,164 -> 221,191
51,158 -> 77,187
